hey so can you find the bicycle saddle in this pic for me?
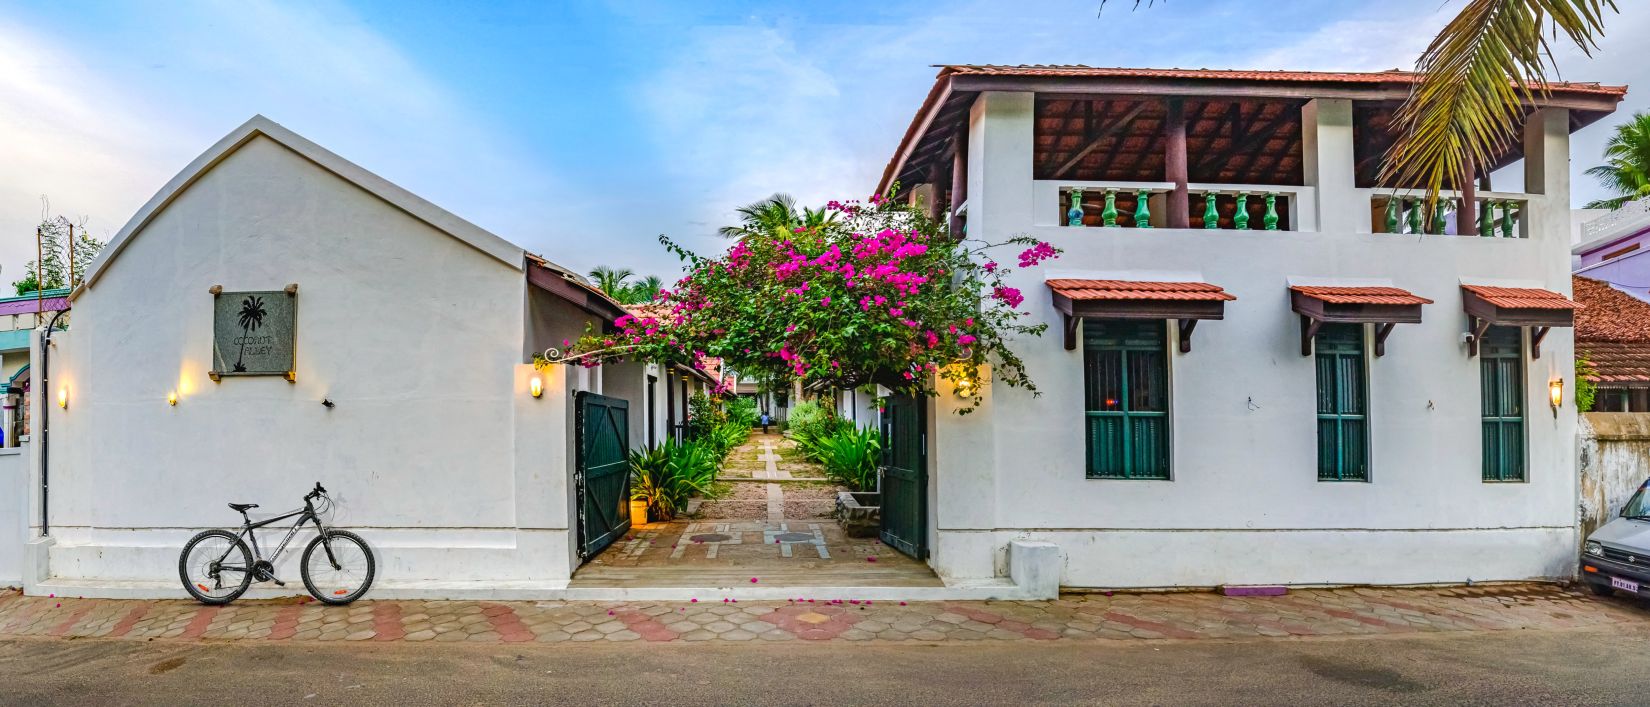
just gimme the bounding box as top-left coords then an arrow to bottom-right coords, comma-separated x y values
228,503 -> 259,512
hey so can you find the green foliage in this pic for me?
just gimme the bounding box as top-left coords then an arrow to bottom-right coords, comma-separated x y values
1585,111 -> 1650,209
686,392 -> 725,439
1577,354 -> 1600,413
725,396 -> 759,428
15,213 -> 105,295
717,193 -> 839,240
587,265 -> 665,305
561,188 -> 1059,414
628,438 -> 718,521
812,425 -> 883,492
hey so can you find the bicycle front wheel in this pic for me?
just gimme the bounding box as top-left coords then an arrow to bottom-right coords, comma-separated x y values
300,530 -> 376,605
179,529 -> 253,605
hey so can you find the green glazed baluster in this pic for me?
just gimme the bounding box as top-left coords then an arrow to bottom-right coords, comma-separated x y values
1384,198 -> 1400,233
1478,201 -> 1494,238
1234,192 -> 1250,230
1501,201 -> 1515,238
1066,188 -> 1085,227
1263,193 -> 1279,231
1406,199 -> 1422,234
1431,202 -> 1448,235
1133,191 -> 1152,228
1101,189 -> 1119,227
1203,192 -> 1219,229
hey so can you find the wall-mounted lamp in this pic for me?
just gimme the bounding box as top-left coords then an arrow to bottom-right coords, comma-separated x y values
529,376 -> 544,399
167,391 -> 178,407
951,365 -> 980,399
56,387 -> 68,410
1549,378 -> 1564,412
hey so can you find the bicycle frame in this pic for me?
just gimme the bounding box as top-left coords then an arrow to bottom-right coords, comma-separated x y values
209,497 -> 337,585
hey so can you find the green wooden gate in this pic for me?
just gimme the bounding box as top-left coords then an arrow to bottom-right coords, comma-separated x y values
879,394 -> 927,559
576,391 -> 631,561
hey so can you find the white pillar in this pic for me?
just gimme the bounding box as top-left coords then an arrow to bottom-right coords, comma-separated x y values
1524,107 -> 1571,241
1301,98 -> 1356,234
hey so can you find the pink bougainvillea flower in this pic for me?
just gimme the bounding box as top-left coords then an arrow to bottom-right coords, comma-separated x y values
690,598 -> 698,603
751,577 -> 759,583
867,557 -> 878,563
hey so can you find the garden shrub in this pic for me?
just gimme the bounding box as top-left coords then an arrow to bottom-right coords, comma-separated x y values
813,425 -> 882,492
629,438 -> 717,521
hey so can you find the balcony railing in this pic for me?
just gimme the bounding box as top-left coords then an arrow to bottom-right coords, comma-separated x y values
1364,190 -> 1530,238
1038,181 -> 1315,231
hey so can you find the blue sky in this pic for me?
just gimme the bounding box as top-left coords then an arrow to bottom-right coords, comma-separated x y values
2,0 -> 1647,285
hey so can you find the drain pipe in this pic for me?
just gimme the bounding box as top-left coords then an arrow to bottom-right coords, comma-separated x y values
38,307 -> 68,536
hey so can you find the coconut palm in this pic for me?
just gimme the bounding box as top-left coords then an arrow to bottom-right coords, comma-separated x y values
1584,111 -> 1650,209
588,266 -> 634,299
717,193 -> 838,240
1379,0 -> 1617,209
233,295 -> 267,373
628,275 -> 664,304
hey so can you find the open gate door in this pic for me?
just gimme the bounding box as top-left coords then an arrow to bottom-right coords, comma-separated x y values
576,391 -> 631,561
879,394 -> 927,559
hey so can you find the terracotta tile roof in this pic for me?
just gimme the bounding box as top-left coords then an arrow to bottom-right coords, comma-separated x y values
939,65 -> 1629,96
1460,284 -> 1582,310
1290,286 -> 1433,306
1580,341 -> 1650,384
1574,276 -> 1650,344
1046,279 -> 1235,301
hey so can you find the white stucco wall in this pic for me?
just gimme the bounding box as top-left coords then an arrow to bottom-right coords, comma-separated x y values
927,92 -> 1581,588
0,446 -> 25,585
33,134 -> 585,591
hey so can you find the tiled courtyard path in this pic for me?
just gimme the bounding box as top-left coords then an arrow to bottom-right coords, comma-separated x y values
1,584 -> 1642,644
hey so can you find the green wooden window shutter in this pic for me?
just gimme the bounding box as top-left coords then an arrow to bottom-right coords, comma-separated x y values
1480,326 -> 1526,481
1084,319 -> 1170,479
1315,323 -> 1369,481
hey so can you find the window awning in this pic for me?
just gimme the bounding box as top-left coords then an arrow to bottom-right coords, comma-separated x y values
1047,279 -> 1234,353
1461,285 -> 1581,358
1290,286 -> 1432,357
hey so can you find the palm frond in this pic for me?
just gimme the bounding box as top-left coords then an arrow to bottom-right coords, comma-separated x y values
1381,0 -> 1616,213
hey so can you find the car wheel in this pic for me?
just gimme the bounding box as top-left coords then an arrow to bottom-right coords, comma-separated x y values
1589,582 -> 1614,597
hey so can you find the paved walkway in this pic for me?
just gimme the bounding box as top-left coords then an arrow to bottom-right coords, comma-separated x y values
2,584 -> 1640,644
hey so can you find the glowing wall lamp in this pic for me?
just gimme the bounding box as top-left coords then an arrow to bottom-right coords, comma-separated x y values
951,364 -> 980,399
529,375 -> 544,399
167,391 -> 179,407
56,387 -> 67,410
1549,378 -> 1564,413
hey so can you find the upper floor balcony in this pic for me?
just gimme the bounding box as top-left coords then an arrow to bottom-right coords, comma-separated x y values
879,66 -> 1625,243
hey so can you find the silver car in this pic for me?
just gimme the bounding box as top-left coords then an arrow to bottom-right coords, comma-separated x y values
1583,479 -> 1650,599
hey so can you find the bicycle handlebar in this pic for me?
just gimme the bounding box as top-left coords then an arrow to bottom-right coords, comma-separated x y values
306,482 -> 327,501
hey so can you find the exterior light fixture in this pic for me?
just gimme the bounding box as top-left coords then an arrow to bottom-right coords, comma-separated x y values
1549,378 -> 1564,411
167,391 -> 178,406
951,364 -> 980,398
56,387 -> 67,409
529,376 -> 544,399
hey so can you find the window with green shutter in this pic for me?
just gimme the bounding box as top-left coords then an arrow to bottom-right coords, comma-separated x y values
1480,326 -> 1525,482
1315,323 -> 1368,481
1084,319 -> 1170,479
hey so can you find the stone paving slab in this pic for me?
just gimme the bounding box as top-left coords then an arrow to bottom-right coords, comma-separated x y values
2,584 -> 1641,645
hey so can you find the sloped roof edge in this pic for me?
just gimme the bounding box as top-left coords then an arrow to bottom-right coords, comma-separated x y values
73,115 -> 536,300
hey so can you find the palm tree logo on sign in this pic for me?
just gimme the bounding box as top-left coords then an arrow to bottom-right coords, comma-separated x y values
233,295 -> 267,373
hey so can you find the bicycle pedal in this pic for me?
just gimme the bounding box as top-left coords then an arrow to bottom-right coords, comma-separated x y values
271,577 -> 286,587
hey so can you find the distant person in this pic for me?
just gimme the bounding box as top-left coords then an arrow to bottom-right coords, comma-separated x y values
760,412 -> 770,434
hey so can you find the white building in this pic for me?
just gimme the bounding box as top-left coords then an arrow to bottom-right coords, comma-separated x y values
11,116 -> 689,597
874,66 -> 1626,589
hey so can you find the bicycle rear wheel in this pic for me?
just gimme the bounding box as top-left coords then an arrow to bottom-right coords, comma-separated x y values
179,529 -> 253,605
300,530 -> 375,605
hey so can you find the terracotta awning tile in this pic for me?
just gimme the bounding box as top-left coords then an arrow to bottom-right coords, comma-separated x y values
1579,341 -> 1650,385
1290,286 -> 1433,307
1046,279 -> 1236,302
1460,284 -> 1582,311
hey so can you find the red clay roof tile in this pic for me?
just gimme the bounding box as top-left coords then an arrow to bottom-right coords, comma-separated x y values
1460,284 -> 1581,310
1046,279 -> 1235,302
1290,286 -> 1433,306
1574,276 -> 1650,344
939,65 -> 1628,96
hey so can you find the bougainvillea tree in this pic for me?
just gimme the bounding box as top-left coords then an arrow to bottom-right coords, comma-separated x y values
545,188 -> 1060,413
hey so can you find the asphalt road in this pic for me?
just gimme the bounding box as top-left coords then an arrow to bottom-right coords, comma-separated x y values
0,625 -> 1644,706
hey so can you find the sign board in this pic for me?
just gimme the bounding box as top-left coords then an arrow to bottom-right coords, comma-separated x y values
211,288 -> 296,380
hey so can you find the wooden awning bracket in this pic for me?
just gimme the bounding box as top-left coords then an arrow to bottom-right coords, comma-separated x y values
1299,315 -> 1323,357
1466,316 -> 1491,357
1374,322 -> 1396,357
1063,313 -> 1080,351
1531,326 -> 1550,360
1178,319 -> 1198,354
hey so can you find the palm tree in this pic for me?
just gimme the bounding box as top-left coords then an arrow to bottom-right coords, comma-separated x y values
717,193 -> 839,240
588,266 -> 634,299
233,295 -> 267,372
627,275 -> 664,304
1379,0 -> 1617,209
1106,1 -> 1619,212
1584,111 -> 1650,209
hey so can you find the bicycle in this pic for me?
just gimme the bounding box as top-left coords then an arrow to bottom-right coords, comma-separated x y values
178,482 -> 376,605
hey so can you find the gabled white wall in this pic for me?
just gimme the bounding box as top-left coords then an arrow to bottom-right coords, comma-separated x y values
34,135 -> 582,591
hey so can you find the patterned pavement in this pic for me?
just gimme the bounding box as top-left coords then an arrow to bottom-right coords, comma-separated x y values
0,583 -> 1641,644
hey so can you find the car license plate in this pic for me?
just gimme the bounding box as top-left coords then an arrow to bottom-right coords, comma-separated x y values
1612,576 -> 1640,593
